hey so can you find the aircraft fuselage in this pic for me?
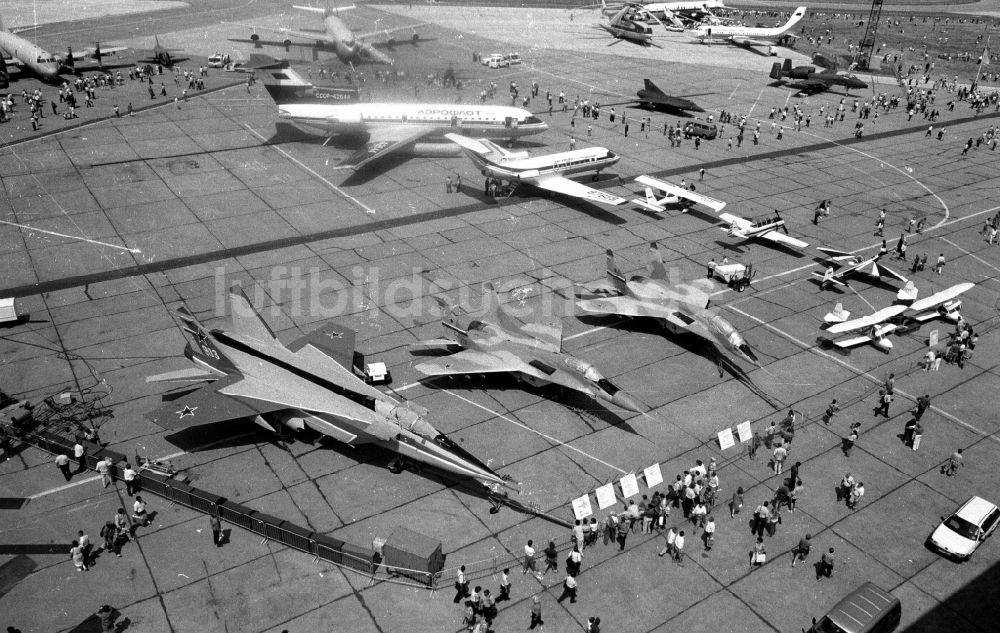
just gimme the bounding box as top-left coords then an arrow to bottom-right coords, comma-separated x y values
0,30 -> 61,80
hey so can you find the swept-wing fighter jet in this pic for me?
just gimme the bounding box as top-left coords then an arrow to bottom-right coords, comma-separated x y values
446,133 -> 627,207
812,247 -> 908,289
822,283 -> 974,351
576,242 -> 759,366
232,5 -> 425,67
632,175 -> 726,213
769,58 -> 868,94
719,211 -> 809,249
134,35 -> 187,68
413,283 -> 643,413
690,6 -> 805,55
634,79 -> 705,114
146,287 -> 507,486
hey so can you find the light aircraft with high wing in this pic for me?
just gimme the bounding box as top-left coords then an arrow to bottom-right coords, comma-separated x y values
719,211 -> 809,249
445,133 -> 627,207
632,175 -> 726,213
576,242 -> 760,366
822,283 -> 974,351
0,15 -> 126,82
146,287 -> 508,486
413,283 -> 644,413
690,6 -> 806,55
259,60 -> 547,170
232,4 -> 424,67
812,247 -> 908,289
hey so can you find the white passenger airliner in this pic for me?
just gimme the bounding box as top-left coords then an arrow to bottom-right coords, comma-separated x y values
690,6 -> 806,54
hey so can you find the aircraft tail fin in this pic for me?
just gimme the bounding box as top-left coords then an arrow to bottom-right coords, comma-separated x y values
644,187 -> 659,209
769,62 -> 783,80
176,306 -> 238,374
643,78 -> 664,95
260,59 -> 314,104
648,242 -> 668,280
482,282 -> 523,334
782,58 -> 792,74
782,6 -> 807,32
606,249 -> 628,294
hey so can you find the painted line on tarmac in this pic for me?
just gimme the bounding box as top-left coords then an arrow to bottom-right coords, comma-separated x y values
728,305 -> 1000,445
442,389 -> 628,474
27,474 -> 103,500
940,237 -> 1000,275
242,124 -> 377,215
0,219 -> 142,254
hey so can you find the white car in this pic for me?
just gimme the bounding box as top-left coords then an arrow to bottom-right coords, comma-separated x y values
505,52 -> 522,65
928,495 -> 1000,561
484,54 -> 508,68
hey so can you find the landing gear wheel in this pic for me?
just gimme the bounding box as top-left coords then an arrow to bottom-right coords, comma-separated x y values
388,458 -> 404,474
736,279 -> 748,292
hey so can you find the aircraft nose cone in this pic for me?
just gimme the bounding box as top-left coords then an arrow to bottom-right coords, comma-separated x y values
740,343 -> 760,365
611,390 -> 645,414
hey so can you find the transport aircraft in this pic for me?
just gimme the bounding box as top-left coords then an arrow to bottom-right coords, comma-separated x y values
633,79 -> 705,114
576,243 -> 760,366
812,247 -> 908,289
769,58 -> 868,94
446,133 -> 626,207
231,4 -> 424,67
689,6 -> 806,54
632,175 -> 726,212
413,283 -> 644,413
258,59 -> 547,170
146,287 -> 508,486
718,211 -> 809,249
822,283 -> 974,352
0,15 -> 126,82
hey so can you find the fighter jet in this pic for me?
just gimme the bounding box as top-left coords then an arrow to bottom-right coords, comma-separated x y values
812,247 -> 908,289
134,35 -> 187,68
445,133 -> 626,207
413,283 -> 644,414
576,242 -> 760,366
634,79 -> 705,114
769,58 -> 868,94
231,5 -> 424,67
146,287 -> 507,486
822,283 -> 974,352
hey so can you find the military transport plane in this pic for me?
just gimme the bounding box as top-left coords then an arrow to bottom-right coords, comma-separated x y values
233,4 -> 424,67
261,60 -> 546,170
812,247 -> 908,289
632,175 -> 726,213
769,58 -> 868,94
634,79 -> 705,114
0,15 -> 126,81
413,283 -> 643,413
146,287 -> 506,486
576,243 -> 760,367
719,211 -> 809,249
446,133 -> 626,207
690,6 -> 805,54
823,283 -> 974,352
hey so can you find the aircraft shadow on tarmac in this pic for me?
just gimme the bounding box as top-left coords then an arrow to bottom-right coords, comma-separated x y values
713,238 -> 808,257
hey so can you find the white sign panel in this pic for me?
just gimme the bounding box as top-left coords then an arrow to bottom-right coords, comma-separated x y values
718,427 -> 736,451
929,328 -> 939,348
619,473 -> 640,499
736,420 -> 753,443
595,483 -> 618,510
643,463 -> 664,488
571,494 -> 593,520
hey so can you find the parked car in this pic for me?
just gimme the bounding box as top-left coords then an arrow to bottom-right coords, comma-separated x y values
482,54 -> 508,68
804,582 -> 900,633
928,495 -> 1000,561
505,52 -> 522,65
683,120 -> 718,140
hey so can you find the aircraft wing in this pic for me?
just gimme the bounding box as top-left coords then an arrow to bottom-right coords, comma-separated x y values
817,247 -> 853,261
758,230 -> 809,249
789,79 -> 830,93
720,213 -> 751,232
871,261 -> 908,283
533,174 -> 627,206
146,367 -> 222,383
730,36 -> 775,48
635,175 -> 726,211
342,124 -> 434,170
146,375 -> 279,430
576,296 -> 678,321
415,349 -> 532,377
71,46 -> 128,59
811,270 -> 848,287
357,22 -> 428,42
293,4 -> 356,12
908,282 -> 974,313
827,305 -> 907,334
833,333 -> 879,349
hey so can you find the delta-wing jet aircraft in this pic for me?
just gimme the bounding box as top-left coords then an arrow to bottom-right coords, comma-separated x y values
769,58 -> 868,94
146,287 -> 507,486
446,133 -> 627,207
812,247 -> 908,289
260,61 -> 547,170
634,79 -> 705,114
719,211 -> 809,249
232,4 -> 424,67
632,175 -> 726,213
822,283 -> 974,351
0,15 -> 126,81
413,283 -> 643,413
690,6 -> 806,54
576,242 -> 760,366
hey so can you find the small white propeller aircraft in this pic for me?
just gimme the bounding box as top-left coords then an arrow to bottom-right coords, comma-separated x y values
632,175 -> 727,213
822,283 -> 975,352
719,211 -> 809,249
812,247 -> 909,289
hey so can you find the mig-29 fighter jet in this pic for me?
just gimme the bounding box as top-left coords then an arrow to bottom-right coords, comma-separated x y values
812,247 -> 909,289
413,283 -> 643,414
146,287 -> 507,486
576,243 -> 760,367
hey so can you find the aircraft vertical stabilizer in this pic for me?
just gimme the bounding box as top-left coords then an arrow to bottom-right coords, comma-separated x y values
176,306 -> 238,374
606,249 -> 629,294
482,282 -> 523,335
648,242 -> 669,280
